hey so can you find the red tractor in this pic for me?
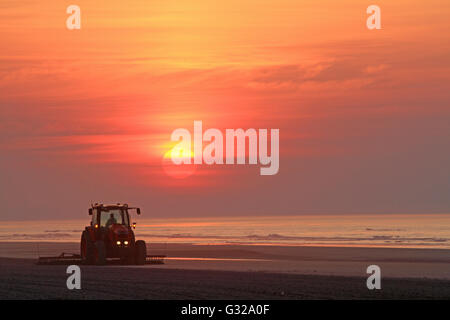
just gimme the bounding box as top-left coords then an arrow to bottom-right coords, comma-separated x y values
80,203 -> 147,265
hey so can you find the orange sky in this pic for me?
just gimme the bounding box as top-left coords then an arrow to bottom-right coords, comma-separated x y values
0,1 -> 449,219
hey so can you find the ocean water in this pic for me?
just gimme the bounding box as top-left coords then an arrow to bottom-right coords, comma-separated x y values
0,214 -> 449,249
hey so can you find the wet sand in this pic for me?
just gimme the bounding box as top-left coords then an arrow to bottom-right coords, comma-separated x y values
0,242 -> 449,299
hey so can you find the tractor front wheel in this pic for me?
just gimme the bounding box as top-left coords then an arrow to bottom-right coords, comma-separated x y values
135,240 -> 146,265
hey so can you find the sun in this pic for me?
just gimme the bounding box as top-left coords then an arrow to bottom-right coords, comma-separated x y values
162,147 -> 197,179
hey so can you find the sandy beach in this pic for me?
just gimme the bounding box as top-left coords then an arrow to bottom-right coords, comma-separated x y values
0,242 -> 449,299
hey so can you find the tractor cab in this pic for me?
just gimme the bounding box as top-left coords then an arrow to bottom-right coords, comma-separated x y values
89,203 -> 140,230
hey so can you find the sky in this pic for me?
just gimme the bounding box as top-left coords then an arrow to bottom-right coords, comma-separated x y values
0,0 -> 449,220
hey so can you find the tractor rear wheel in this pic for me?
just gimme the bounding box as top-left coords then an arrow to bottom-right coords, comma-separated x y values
135,240 -> 146,265
94,241 -> 106,265
81,231 -> 94,265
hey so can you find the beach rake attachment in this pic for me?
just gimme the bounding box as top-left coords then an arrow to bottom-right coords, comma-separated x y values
37,252 -> 82,265
146,255 -> 166,264
37,252 -> 166,265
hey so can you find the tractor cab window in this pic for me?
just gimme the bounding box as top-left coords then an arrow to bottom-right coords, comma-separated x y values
100,209 -> 129,228
91,209 -> 98,226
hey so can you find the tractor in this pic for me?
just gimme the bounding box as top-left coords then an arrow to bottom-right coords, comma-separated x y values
80,203 -> 147,265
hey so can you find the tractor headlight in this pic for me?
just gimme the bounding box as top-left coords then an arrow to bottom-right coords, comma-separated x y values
116,241 -> 121,245
124,241 -> 129,245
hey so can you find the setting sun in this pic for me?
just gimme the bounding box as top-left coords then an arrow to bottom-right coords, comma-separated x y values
162,147 -> 196,179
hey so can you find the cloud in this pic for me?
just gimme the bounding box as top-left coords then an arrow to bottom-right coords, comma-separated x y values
249,59 -> 390,88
